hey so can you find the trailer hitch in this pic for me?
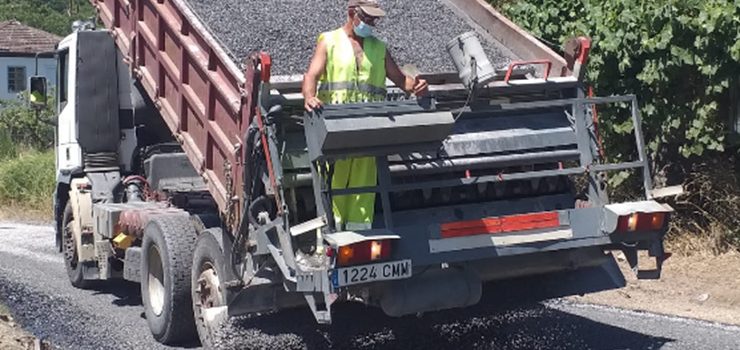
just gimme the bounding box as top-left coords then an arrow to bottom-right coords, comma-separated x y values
620,240 -> 671,280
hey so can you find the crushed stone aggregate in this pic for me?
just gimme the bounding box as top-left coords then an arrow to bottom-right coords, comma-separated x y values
184,0 -> 515,76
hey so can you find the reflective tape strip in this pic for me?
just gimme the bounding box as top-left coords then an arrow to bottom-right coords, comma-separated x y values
345,222 -> 373,231
318,81 -> 387,96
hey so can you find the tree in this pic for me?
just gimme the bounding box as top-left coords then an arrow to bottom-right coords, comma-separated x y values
0,0 -> 95,36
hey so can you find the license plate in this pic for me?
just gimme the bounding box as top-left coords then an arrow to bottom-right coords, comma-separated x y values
332,259 -> 412,288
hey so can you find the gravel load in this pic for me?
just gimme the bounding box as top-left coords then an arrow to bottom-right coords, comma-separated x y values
185,0 -> 515,76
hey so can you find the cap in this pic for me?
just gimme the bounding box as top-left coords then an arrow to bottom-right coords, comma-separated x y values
349,0 -> 386,17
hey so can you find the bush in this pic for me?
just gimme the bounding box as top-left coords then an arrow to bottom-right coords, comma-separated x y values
0,94 -> 55,150
493,0 -> 739,164
0,151 -> 55,211
0,129 -> 16,161
667,157 -> 740,253
493,0 -> 740,252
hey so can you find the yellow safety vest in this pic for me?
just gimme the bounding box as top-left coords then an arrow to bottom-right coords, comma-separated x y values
317,28 -> 387,104
317,28 -> 387,230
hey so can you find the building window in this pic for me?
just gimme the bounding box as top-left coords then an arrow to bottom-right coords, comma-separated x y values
8,66 -> 27,93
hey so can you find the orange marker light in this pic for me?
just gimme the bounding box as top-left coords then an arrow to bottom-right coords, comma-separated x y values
650,213 -> 665,230
338,245 -> 355,265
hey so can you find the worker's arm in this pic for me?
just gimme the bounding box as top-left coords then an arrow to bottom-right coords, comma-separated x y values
385,51 -> 428,96
302,38 -> 328,112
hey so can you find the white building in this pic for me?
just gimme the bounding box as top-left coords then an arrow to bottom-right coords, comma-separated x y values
0,21 -> 60,102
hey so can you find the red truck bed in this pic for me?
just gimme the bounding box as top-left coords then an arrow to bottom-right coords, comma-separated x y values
92,0 -> 568,230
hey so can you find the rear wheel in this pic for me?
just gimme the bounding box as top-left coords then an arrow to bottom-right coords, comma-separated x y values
61,202 -> 93,289
141,215 -> 197,345
192,230 -> 228,348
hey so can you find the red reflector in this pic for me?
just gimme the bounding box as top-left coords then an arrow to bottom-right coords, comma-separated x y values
337,240 -> 392,267
441,212 -> 560,238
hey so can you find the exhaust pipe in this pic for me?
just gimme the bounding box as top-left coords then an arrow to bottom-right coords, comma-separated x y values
380,266 -> 481,317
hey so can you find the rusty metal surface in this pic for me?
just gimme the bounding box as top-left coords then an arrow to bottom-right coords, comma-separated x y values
92,0 -> 253,231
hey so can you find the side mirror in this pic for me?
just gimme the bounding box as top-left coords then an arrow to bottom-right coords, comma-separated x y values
28,76 -> 48,110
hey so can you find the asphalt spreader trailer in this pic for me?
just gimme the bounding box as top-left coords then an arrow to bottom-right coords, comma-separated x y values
44,0 -> 674,346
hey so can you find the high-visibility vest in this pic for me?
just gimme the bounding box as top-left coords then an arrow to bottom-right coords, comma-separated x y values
317,28 -> 387,104
316,28 -> 387,230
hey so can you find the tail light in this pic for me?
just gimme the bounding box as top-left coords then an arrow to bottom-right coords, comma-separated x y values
616,212 -> 666,232
336,240 -> 392,267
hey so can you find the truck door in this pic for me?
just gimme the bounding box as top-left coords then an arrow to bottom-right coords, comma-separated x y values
55,34 -> 82,180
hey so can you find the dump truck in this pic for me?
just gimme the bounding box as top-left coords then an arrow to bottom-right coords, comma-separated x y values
37,0 -> 675,346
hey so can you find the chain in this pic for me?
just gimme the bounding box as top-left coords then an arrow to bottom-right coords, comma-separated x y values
224,160 -> 236,229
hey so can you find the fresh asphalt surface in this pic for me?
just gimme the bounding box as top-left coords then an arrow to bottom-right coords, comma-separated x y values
1,222 -> 738,350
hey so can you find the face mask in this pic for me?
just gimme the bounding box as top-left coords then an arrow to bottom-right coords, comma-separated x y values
353,20 -> 373,38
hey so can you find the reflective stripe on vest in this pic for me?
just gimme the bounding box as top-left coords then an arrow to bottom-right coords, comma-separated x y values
317,28 -> 387,104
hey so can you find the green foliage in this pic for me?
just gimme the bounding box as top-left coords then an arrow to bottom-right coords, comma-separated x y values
494,0 -> 739,163
0,129 -> 16,161
0,93 -> 55,150
0,150 -> 55,210
0,94 -> 56,212
0,0 -> 95,36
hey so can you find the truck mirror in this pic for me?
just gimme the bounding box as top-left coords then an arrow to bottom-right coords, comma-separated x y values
28,76 -> 48,109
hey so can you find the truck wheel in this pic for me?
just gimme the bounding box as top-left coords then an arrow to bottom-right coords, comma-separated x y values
192,230 -> 228,348
141,215 -> 197,345
61,202 -> 93,289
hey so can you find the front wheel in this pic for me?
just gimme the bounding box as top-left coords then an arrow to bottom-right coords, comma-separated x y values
61,202 -> 93,289
141,215 -> 198,345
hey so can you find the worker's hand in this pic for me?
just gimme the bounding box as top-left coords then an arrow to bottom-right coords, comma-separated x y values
411,77 -> 429,96
304,96 -> 323,112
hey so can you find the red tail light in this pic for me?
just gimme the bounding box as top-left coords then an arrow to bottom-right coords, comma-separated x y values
337,240 -> 392,267
616,212 -> 666,232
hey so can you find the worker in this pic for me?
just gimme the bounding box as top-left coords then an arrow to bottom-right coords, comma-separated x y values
29,90 -> 44,105
302,0 -> 429,231
29,78 -> 45,106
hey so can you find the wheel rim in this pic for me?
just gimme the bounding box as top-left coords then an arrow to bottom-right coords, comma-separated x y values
194,262 -> 225,341
148,245 -> 165,316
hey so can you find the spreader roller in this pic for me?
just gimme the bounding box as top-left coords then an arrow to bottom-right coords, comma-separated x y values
303,99 -> 455,161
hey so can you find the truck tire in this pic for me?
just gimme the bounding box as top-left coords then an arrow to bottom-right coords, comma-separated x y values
62,201 -> 93,289
141,215 -> 198,345
191,230 -> 228,348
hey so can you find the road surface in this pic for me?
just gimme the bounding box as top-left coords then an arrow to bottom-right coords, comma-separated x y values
1,222 -> 738,349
